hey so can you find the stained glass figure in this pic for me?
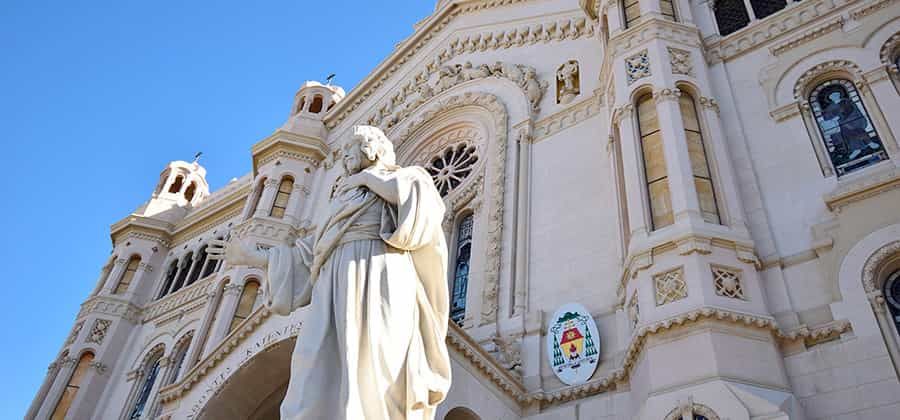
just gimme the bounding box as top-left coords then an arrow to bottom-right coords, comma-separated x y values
450,214 -> 473,325
809,79 -> 887,176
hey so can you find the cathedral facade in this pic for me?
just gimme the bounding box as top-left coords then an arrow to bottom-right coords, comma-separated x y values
27,0 -> 900,418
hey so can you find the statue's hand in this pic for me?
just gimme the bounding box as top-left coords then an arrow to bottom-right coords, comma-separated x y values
208,238 -> 268,268
337,171 -> 370,195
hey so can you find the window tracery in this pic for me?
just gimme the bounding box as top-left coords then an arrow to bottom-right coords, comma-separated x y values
425,143 -> 479,197
808,79 -> 886,176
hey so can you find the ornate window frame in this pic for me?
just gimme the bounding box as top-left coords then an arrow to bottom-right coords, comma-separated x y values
794,60 -> 898,178
862,240 -> 900,373
121,343 -> 167,420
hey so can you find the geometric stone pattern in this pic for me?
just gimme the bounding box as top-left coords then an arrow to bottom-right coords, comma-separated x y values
654,267 -> 687,306
86,319 -> 112,345
712,266 -> 745,300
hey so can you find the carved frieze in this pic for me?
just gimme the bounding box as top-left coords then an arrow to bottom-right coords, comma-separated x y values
666,47 -> 692,76
86,319 -> 112,345
625,50 -> 651,84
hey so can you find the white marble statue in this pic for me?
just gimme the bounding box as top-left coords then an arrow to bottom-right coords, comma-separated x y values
209,125 -> 452,420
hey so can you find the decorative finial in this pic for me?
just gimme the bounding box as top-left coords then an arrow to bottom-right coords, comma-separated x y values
325,74 -> 336,85
193,152 -> 203,163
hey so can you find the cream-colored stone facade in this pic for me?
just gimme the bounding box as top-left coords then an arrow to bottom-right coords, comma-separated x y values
28,0 -> 900,419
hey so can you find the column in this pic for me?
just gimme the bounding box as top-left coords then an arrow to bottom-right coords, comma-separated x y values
100,258 -> 127,294
616,106 -> 653,239
654,89 -> 704,226
202,283 -> 243,355
696,97 -> 750,233
25,362 -> 62,419
34,356 -> 77,419
253,179 -> 280,218
185,291 -> 220,367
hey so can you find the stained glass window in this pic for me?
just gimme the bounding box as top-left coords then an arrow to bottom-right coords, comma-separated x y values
884,271 -> 900,338
809,79 -> 887,176
636,94 -> 674,230
450,214 -> 473,326
679,92 -> 721,224
714,0 -> 750,36
129,355 -> 161,420
270,177 -> 294,219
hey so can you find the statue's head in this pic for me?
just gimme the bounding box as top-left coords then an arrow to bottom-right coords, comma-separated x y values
343,125 -> 397,175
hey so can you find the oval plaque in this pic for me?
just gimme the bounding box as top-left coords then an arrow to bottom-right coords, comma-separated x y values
546,303 -> 600,385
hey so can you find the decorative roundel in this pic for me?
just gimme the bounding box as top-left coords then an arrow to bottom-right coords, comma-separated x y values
546,303 -> 601,385
425,143 -> 478,197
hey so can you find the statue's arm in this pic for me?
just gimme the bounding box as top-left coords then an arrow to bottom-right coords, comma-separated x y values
339,168 -> 401,205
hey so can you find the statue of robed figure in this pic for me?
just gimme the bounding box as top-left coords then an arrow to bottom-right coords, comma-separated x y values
209,125 -> 452,420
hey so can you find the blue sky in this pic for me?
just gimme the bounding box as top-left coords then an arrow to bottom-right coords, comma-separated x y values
0,1 -> 434,415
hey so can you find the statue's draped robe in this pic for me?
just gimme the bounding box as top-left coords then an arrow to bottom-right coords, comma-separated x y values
265,166 -> 451,420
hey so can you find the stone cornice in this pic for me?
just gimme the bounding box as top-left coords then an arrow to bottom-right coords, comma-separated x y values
110,217 -> 173,248
532,92 -> 604,142
324,1 -> 593,130
251,130 -> 329,175
823,164 -> 900,211
705,0 -> 879,64
608,18 -> 701,58
77,295 -> 141,323
446,323 -> 526,401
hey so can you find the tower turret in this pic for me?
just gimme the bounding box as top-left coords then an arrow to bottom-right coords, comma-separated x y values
141,160 -> 211,219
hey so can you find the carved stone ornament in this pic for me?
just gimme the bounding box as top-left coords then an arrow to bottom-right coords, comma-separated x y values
654,267 -> 687,305
625,49 -> 651,85
627,292 -> 640,328
556,60 -> 581,104
67,321 -> 84,345
712,266 -> 745,300
862,240 -> 900,293
366,61 -> 546,131
667,47 -> 693,76
86,319 -> 112,344
546,303 -> 601,385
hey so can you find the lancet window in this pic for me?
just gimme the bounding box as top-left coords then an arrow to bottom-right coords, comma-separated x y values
808,79 -> 887,176
128,351 -> 163,420
270,177 -> 294,219
679,91 -> 721,224
50,352 -> 94,420
168,175 -> 184,193
113,256 -> 141,295
229,280 -> 261,332
309,95 -> 324,113
450,214 -> 473,326
636,93 -> 674,230
171,252 -> 193,293
184,182 -> 197,202
187,246 -> 208,286
157,260 -> 179,299
167,334 -> 193,384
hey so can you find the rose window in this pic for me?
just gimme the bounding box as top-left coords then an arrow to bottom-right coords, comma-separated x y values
425,143 -> 478,197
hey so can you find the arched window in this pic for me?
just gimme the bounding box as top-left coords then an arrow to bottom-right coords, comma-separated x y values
445,406 -> 481,420
229,280 -> 260,332
201,241 -> 220,279
636,93 -> 674,230
184,182 -> 197,202
157,260 -> 179,299
296,96 -> 306,113
172,253 -> 193,293
187,246 -> 207,286
884,271 -> 900,339
246,177 -> 267,219
50,352 -> 94,420
808,79 -> 887,176
309,95 -> 324,113
450,214 -> 473,326
128,351 -> 163,420
114,256 -> 141,295
269,177 -> 294,219
622,0 -> 640,28
167,334 -> 193,384
168,175 -> 184,193
713,0 -> 750,36
679,91 -> 721,224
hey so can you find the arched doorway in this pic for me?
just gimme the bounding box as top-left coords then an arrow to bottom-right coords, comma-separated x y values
197,337 -> 293,420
